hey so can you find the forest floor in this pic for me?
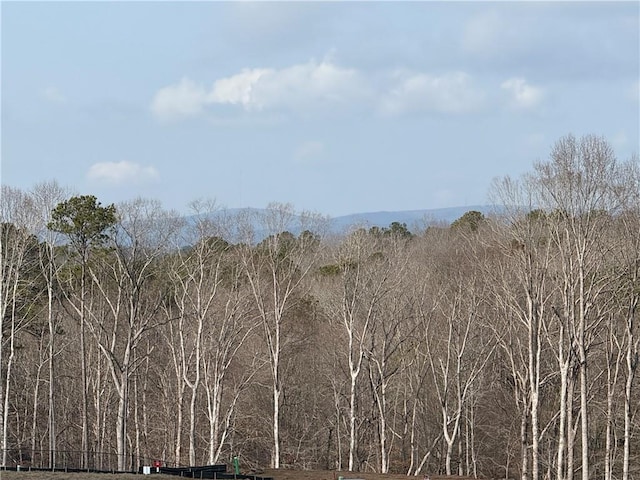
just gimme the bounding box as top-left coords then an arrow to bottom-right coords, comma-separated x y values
0,469 -> 482,480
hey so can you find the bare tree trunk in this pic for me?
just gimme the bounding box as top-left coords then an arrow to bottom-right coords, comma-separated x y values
32,180 -> 70,470
621,191 -> 639,480
604,327 -> 622,480
529,298 -> 540,480
205,378 -> 221,465
622,292 -> 638,480
413,433 -> 442,476
470,403 -> 478,478
623,343 -> 633,480
167,338 -> 185,466
578,273 -> 589,480
521,408 -> 529,480
140,342 -> 152,463
369,359 -> 389,473
30,337 -> 45,467
93,353 -> 104,469
556,351 -> 568,480
133,366 -> 141,470
329,378 -> 343,471
272,358 -> 281,469
2,311 -> 17,467
47,284 -> 56,469
458,420 -> 463,476
348,344 -> 360,471
566,373 -> 576,480
175,385 -> 184,465
115,365 -> 130,472
580,359 -> 589,480
80,267 -> 89,469
187,350 -> 201,466
407,396 -> 417,476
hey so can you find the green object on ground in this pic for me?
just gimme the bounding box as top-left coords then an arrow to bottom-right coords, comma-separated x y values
233,455 -> 240,474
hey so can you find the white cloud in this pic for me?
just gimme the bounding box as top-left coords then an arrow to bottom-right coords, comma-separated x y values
293,141 -> 325,164
87,161 -> 160,185
501,77 -> 544,109
208,68 -> 271,110
151,59 -> 491,121
380,71 -> 485,115
151,77 -> 209,121
151,59 -> 368,120
42,86 -> 67,104
262,61 -> 364,110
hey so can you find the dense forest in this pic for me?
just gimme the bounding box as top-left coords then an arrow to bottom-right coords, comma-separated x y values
1,134 -> 639,479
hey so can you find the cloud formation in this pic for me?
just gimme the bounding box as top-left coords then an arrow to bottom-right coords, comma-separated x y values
87,161 -> 160,185
150,59 -> 490,121
501,77 -> 544,109
380,71 -> 485,115
151,78 -> 209,121
211,61 -> 365,111
151,60 -> 366,121
208,68 -> 271,110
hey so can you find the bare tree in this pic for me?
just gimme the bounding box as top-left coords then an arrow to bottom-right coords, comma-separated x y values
87,198 -> 182,471
316,227 -> 396,472
48,195 -> 117,468
528,134 -> 632,480
0,186 -> 40,466
1,147 -> 637,477
30,180 -> 71,468
164,200 -> 223,465
236,203 -> 326,469
610,158 -> 640,480
403,229 -> 447,477
164,200 -> 259,465
488,177 -> 558,480
421,229 -> 496,476
364,233 -> 413,473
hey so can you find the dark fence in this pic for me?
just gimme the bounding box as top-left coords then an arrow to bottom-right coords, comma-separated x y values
155,465 -> 273,480
0,448 -> 160,472
0,450 -> 274,479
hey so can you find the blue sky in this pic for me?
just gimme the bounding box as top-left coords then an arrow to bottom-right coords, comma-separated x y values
2,1 -> 638,217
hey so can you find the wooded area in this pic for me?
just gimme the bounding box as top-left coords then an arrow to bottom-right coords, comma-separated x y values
1,134 -> 639,479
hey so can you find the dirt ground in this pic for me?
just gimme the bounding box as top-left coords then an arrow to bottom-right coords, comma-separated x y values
261,468 -> 477,480
0,469 -> 480,480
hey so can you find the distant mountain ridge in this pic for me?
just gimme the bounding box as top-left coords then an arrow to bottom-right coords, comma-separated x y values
185,205 -> 500,241
329,205 -> 499,233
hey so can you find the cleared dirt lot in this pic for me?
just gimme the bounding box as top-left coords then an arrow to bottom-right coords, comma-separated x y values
260,469 -> 478,480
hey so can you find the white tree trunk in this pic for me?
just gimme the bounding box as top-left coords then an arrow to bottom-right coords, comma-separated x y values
348,372 -> 357,472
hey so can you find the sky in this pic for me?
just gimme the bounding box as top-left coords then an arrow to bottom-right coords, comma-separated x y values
1,1 -> 639,218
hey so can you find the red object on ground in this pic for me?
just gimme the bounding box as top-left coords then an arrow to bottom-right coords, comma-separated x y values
153,460 -> 162,468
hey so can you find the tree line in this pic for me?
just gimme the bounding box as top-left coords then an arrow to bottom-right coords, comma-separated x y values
0,134 -> 638,479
